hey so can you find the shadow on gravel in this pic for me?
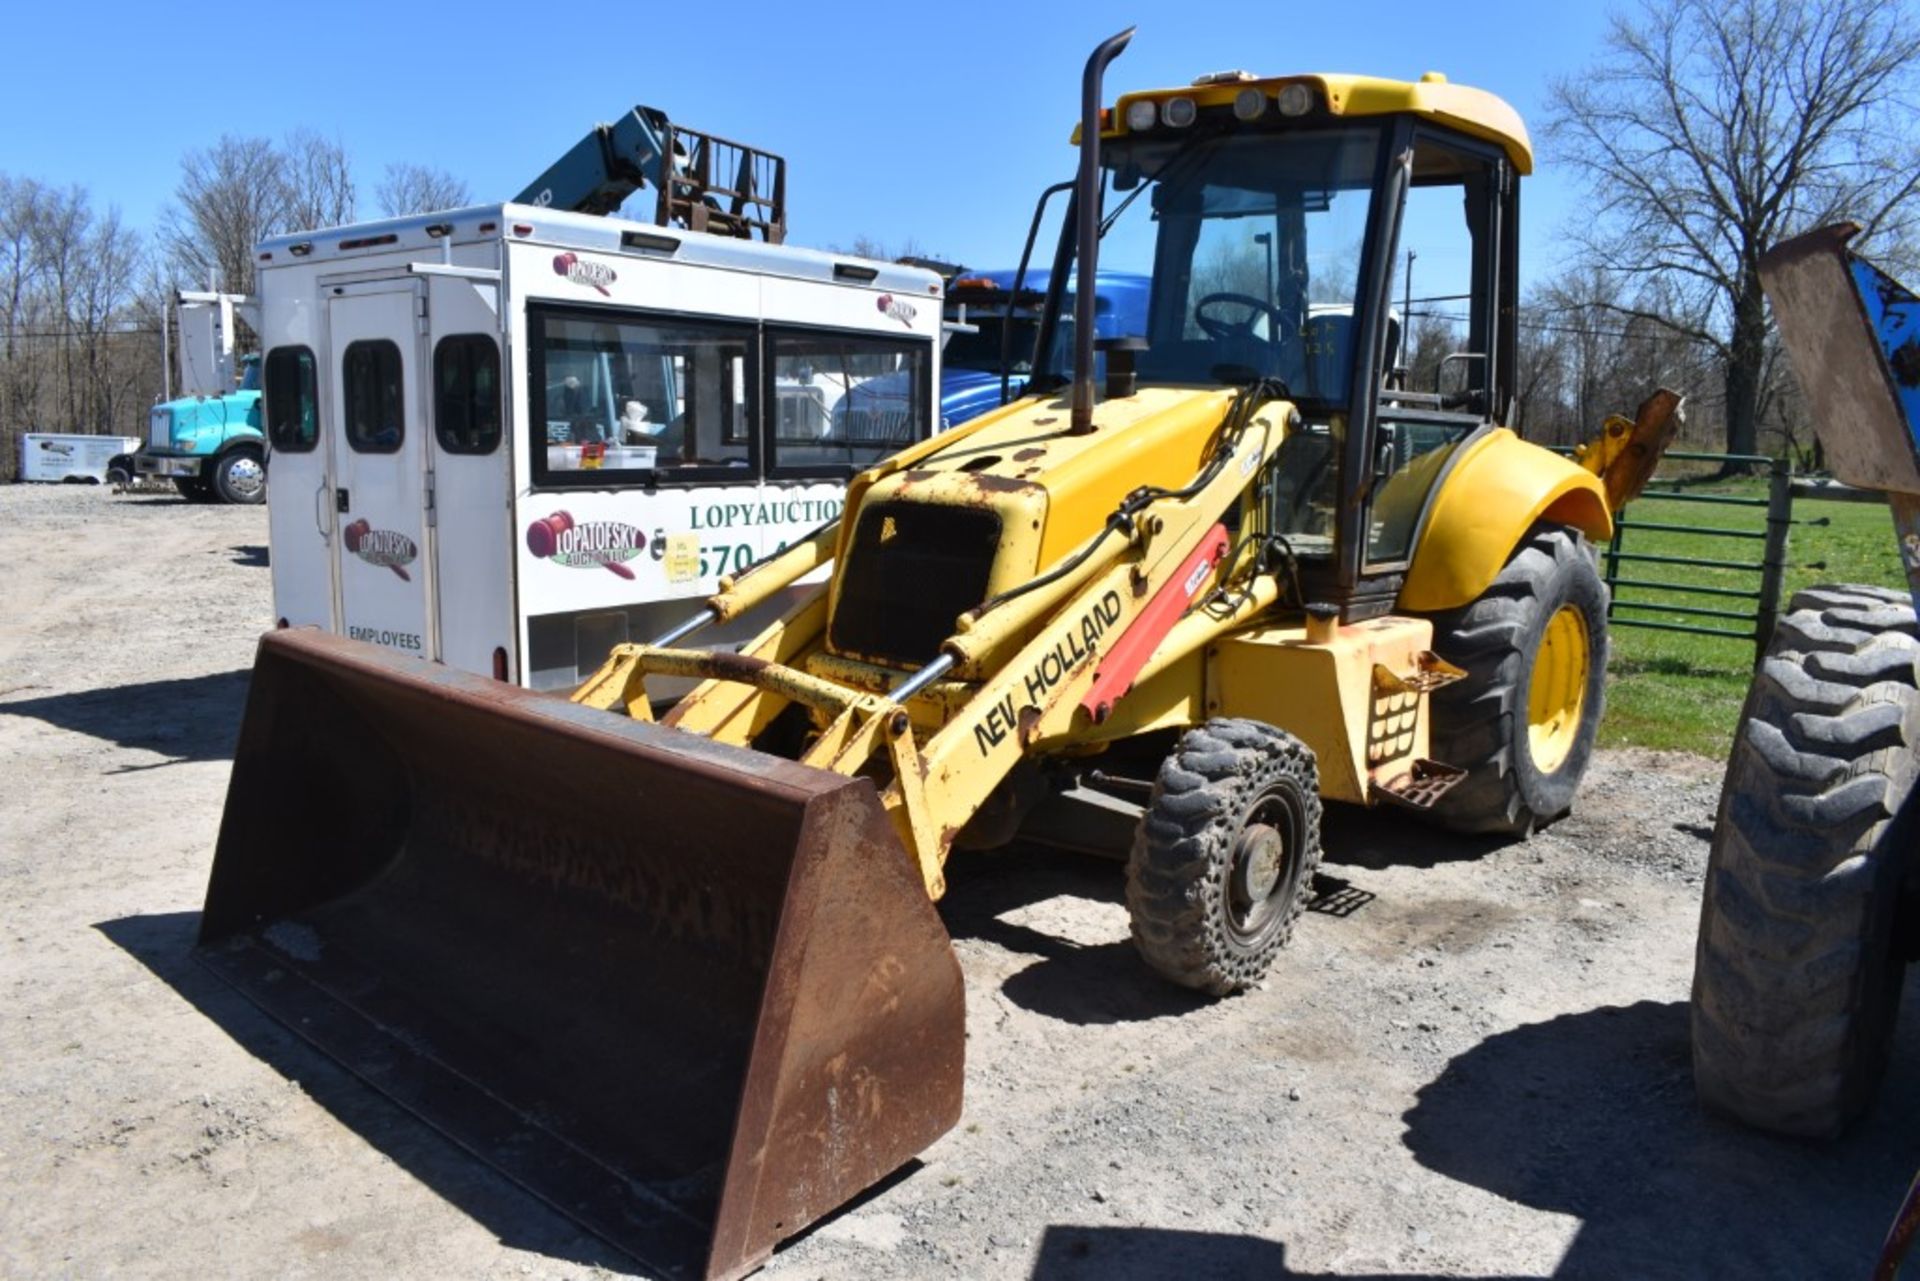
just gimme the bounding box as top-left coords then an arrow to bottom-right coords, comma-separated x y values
940,846 -> 1209,1026
93,911 -> 632,1275
1028,1225 -> 1527,1279
1403,997 -> 1920,1278
230,543 -> 269,567
0,669 -> 250,767
1320,801 -> 1514,872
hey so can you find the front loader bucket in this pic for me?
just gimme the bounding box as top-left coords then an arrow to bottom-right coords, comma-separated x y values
197,629 -> 965,1281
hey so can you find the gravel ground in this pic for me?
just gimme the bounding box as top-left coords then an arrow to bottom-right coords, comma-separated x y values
1,481 -> 1914,1280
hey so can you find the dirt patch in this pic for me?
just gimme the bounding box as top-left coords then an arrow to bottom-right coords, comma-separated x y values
1,483 -> 1913,1280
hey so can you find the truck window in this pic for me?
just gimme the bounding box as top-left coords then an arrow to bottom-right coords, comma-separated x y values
433,334 -> 501,455
342,339 -> 404,454
530,306 -> 753,488
767,329 -> 930,476
264,346 -> 318,452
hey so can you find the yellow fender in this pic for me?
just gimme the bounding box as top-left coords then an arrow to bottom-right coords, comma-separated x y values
1398,428 -> 1612,613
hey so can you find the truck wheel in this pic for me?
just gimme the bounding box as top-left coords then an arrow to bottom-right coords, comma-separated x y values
1126,718 -> 1323,995
1423,526 -> 1608,835
211,448 -> 266,505
106,456 -> 135,490
174,476 -> 217,503
1692,585 -> 1920,1136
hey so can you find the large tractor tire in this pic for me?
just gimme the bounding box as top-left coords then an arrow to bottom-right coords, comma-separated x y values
1691,585 -> 1920,1136
1127,718 -> 1323,996
1424,526 -> 1609,835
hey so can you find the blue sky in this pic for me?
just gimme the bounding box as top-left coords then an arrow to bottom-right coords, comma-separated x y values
1,1 -> 1616,289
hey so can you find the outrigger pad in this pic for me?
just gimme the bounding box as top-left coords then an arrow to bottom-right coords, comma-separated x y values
198,628 -> 965,1281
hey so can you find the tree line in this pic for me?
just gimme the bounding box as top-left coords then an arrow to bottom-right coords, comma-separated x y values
5,0 -> 1917,482
0,136 -> 466,480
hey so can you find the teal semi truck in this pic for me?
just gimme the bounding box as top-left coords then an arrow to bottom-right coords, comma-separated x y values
134,291 -> 267,503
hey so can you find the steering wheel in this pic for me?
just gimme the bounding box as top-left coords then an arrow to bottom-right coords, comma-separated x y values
1194,292 -> 1284,342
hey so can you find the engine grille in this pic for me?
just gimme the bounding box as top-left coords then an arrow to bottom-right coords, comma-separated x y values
829,501 -> 1002,666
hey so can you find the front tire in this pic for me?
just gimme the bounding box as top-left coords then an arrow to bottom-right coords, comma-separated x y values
1424,526 -> 1608,835
1691,585 -> 1920,1136
1126,719 -> 1323,996
211,448 -> 266,505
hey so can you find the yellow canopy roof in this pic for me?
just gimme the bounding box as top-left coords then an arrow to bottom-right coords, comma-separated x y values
1099,72 -> 1533,175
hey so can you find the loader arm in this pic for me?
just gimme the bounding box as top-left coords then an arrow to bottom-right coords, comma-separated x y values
578,394 -> 1291,897
1758,223 -> 1920,611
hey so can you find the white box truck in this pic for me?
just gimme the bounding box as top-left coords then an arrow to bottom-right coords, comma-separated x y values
19,433 -> 143,483
255,201 -> 943,689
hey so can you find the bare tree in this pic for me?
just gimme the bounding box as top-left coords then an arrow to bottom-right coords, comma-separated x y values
71,207 -> 145,432
829,235 -> 931,263
0,177 -> 44,444
1548,0 -> 1920,459
0,175 -> 158,478
282,129 -> 356,232
376,162 -> 471,217
163,135 -> 287,294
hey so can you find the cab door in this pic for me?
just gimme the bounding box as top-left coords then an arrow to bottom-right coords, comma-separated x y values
261,342 -> 333,629
422,269 -> 514,678
327,282 -> 434,659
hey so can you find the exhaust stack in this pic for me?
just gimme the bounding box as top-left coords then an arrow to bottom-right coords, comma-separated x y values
1070,26 -> 1136,434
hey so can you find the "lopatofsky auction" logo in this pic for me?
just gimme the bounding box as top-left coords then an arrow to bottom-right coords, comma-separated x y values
343,518 -> 416,581
553,252 -> 616,296
876,293 -> 917,328
525,510 -> 643,579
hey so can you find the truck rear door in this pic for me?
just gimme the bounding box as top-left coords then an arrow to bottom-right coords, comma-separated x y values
422,270 -> 514,678
326,282 -> 434,659
261,343 -> 332,629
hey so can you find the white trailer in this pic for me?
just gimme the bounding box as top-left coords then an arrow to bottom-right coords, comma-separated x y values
19,433 -> 142,483
256,202 -> 943,690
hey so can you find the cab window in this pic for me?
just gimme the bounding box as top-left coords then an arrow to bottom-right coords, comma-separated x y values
263,346 -> 318,452
530,306 -> 752,487
433,334 -> 501,455
766,328 -> 931,477
342,340 -> 404,454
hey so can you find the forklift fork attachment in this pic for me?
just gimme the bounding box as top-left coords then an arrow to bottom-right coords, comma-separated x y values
197,628 -> 964,1281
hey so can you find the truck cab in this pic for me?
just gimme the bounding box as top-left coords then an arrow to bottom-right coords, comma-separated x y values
937,268 -> 1150,425
136,293 -> 269,504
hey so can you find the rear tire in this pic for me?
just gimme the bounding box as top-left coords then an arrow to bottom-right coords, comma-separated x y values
211,448 -> 266,505
1691,585 -> 1920,1136
1126,719 -> 1323,996
1423,526 -> 1608,835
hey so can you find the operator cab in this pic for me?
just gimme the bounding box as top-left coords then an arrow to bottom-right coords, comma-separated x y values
1032,71 -> 1526,618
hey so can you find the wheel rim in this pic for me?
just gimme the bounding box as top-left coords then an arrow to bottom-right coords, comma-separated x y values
225,456 -> 266,501
1225,790 -> 1304,947
1527,605 -> 1591,775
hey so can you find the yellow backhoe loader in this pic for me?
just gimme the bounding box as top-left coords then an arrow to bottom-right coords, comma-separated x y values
198,31 -> 1675,1281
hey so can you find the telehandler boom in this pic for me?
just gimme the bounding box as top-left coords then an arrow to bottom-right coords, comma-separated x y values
200,32 -> 1671,1280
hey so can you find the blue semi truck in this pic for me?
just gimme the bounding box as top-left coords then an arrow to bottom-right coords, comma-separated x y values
132,292 -> 267,503
939,267 -> 1151,426
830,267 -> 1149,444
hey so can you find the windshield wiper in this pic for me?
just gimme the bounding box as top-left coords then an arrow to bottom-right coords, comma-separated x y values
1098,130 -> 1220,238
